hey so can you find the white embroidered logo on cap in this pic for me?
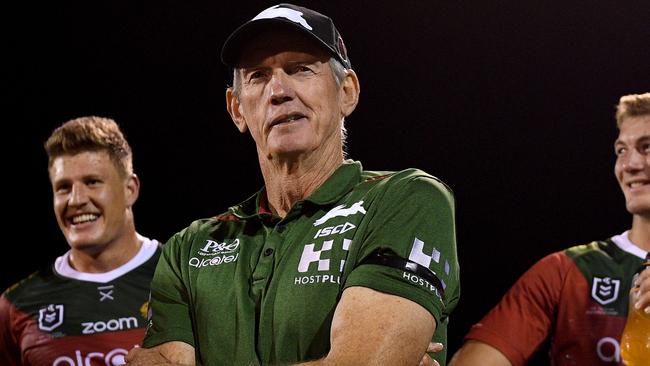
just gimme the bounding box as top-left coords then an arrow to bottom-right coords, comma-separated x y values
254,5 -> 313,30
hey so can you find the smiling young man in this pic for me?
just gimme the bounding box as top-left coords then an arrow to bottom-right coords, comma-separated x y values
0,116 -> 161,365
449,93 -> 650,366
126,3 -> 459,366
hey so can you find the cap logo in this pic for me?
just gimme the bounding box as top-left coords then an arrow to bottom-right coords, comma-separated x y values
254,5 -> 313,30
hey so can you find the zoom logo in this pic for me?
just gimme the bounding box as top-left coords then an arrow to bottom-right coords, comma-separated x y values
81,317 -> 138,335
53,347 -> 130,365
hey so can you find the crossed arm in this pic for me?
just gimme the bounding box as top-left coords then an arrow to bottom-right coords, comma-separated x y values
126,286 -> 436,365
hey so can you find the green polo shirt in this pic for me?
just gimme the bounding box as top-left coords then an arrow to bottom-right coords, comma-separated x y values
144,160 -> 459,365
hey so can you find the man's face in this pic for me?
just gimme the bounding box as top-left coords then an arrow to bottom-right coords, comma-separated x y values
614,115 -> 650,216
49,151 -> 137,252
227,30 -> 354,160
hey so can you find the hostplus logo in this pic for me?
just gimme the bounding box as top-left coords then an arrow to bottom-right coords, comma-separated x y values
294,238 -> 352,285
190,239 -> 240,269
404,238 -> 449,299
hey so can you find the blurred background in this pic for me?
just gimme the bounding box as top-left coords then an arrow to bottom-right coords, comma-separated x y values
6,0 -> 650,362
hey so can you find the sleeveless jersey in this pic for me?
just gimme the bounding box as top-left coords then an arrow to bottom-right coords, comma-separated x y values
143,160 -> 460,365
465,232 -> 647,365
0,236 -> 161,366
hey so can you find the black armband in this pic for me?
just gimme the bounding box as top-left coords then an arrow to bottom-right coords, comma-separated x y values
360,249 -> 445,299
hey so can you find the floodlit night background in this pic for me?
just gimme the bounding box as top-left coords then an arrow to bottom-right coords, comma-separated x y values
7,0 -> 650,362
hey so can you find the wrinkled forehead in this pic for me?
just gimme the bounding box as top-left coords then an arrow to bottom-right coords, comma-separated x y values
235,26 -> 330,68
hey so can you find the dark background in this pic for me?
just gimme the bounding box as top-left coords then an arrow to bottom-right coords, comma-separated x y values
7,0 -> 650,362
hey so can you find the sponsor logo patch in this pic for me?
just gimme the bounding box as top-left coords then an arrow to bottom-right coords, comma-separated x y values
38,304 -> 64,332
198,239 -> 240,256
314,201 -> 366,226
53,347 -> 134,366
591,276 -> 621,305
313,222 -> 356,238
294,238 -> 352,285
81,317 -> 138,335
254,5 -> 314,30
97,285 -> 114,302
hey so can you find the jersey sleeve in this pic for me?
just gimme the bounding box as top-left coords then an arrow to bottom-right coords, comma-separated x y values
142,228 -> 196,349
463,252 -> 572,366
0,294 -> 22,366
344,173 -> 459,326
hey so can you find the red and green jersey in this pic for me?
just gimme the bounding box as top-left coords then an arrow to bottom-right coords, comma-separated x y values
0,236 -> 160,366
143,160 -> 460,365
465,232 -> 647,365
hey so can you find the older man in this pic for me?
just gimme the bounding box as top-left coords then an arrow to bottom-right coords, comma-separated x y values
127,4 -> 459,366
450,93 -> 650,365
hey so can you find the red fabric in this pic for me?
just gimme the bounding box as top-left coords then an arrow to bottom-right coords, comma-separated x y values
465,252 -> 626,365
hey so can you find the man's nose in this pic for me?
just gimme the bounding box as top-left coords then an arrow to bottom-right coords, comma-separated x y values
69,183 -> 89,206
623,149 -> 645,171
269,71 -> 293,105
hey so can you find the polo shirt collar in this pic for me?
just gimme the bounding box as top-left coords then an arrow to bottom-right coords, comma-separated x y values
229,160 -> 362,219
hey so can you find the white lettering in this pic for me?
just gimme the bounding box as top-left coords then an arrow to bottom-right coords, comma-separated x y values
596,337 -> 620,362
402,272 -> 441,297
81,317 -> 138,335
52,347 -> 130,366
293,275 -> 341,285
199,239 -> 240,255
314,222 -> 357,239
53,356 -> 75,366
189,253 -> 239,268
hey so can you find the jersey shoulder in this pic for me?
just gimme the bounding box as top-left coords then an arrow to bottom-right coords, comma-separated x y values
359,167 -> 454,201
3,265 -> 59,303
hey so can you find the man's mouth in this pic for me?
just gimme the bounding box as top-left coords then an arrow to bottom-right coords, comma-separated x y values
70,213 -> 99,225
270,114 -> 306,128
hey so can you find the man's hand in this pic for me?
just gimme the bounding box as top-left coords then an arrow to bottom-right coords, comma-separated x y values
419,342 -> 443,366
125,342 -> 195,366
634,265 -> 650,314
126,347 -> 173,365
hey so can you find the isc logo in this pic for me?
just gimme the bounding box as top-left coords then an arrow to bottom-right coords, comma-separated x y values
313,222 -> 356,238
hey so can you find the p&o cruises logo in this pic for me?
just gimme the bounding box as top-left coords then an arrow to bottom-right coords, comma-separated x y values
189,239 -> 240,269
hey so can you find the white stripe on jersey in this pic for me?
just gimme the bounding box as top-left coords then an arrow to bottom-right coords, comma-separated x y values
611,230 -> 648,260
54,234 -> 160,283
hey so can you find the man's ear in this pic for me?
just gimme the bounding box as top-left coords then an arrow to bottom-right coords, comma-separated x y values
226,87 -> 248,133
124,173 -> 140,207
339,69 -> 360,118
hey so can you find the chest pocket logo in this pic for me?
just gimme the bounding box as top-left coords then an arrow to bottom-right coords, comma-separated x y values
38,304 -> 64,332
314,201 -> 366,226
591,276 -> 621,305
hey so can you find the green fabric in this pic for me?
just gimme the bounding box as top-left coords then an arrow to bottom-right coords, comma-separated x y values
565,239 -> 644,315
144,160 -> 459,365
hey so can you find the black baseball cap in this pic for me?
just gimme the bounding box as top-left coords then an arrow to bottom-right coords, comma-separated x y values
221,3 -> 351,69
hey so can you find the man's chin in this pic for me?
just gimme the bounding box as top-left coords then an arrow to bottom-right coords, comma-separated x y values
625,201 -> 650,217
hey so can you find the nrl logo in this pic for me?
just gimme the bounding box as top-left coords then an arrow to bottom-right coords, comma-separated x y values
314,201 -> 366,226
591,276 -> 621,306
38,304 -> 64,332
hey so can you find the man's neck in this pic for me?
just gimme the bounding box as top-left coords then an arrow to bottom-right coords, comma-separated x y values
68,228 -> 142,273
259,148 -> 344,218
629,214 -> 650,251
